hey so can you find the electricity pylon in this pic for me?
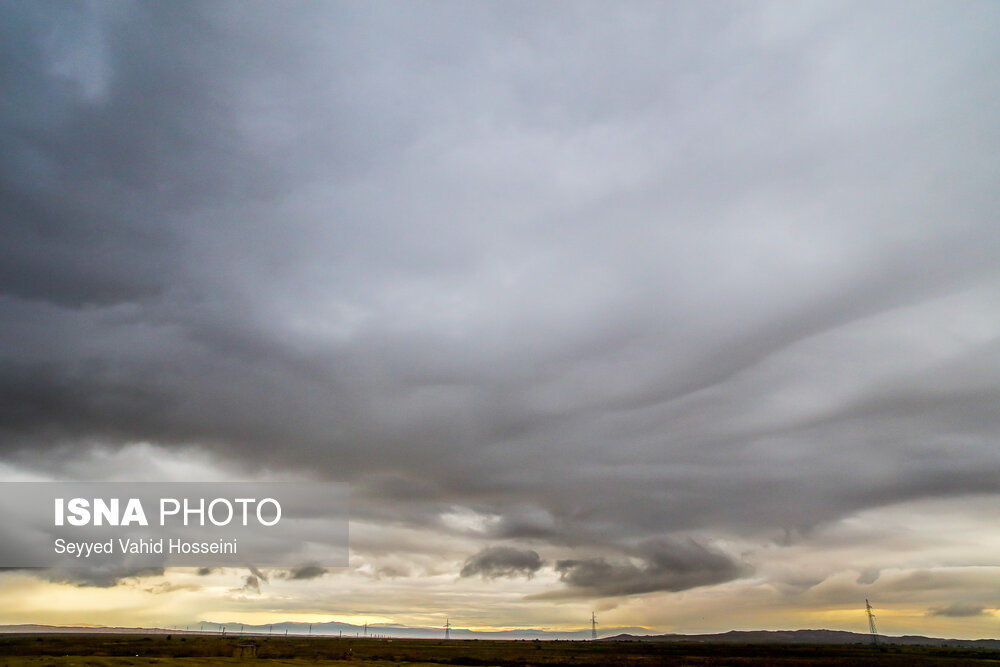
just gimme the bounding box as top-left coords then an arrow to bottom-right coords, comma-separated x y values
865,599 -> 879,646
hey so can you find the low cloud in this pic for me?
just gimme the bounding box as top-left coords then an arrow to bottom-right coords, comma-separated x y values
241,574 -> 261,595
144,581 -> 200,594
45,566 -> 165,588
248,565 -> 269,584
237,566 -> 269,595
460,546 -> 544,580
552,539 -> 748,597
928,604 -> 991,618
282,565 -> 327,580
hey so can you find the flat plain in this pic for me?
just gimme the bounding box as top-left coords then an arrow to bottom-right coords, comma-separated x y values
3,634 -> 1000,666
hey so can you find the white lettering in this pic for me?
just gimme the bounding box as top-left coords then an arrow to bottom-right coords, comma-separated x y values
257,498 -> 281,526
208,498 -> 233,526
67,498 -> 90,526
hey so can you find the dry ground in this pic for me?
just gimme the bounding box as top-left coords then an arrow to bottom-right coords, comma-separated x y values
2,634 -> 1000,666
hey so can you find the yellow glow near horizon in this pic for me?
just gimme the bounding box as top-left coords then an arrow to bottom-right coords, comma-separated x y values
8,582 -> 147,614
199,611 -> 395,626
3,569 -> 1000,640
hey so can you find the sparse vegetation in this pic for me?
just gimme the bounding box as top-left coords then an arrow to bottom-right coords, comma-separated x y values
2,634 -> 1000,666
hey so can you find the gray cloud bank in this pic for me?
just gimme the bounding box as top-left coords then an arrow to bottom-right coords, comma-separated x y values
929,604 -> 991,618
552,539 -> 749,597
283,566 -> 328,581
461,546 -> 543,580
1,1 -> 999,597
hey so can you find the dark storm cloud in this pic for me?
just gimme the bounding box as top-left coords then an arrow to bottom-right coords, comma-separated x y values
1,0 -> 1000,598
549,539 -> 748,597
0,2 -> 247,308
460,546 -> 543,580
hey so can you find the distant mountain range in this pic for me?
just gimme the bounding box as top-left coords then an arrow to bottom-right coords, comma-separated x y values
604,629 -> 1000,649
0,622 -> 641,641
3,624 -> 998,647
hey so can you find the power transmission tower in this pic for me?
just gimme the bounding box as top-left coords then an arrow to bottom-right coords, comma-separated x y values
865,599 -> 879,646
445,618 -> 451,640
364,621 -> 368,637
591,612 -> 597,640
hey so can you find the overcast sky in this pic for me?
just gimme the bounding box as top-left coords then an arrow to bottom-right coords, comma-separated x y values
1,0 -> 999,637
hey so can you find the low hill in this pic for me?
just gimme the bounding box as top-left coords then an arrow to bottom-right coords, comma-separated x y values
604,629 -> 1000,649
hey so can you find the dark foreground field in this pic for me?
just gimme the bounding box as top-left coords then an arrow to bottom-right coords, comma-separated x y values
2,634 -> 1000,666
